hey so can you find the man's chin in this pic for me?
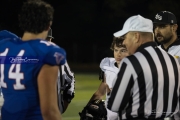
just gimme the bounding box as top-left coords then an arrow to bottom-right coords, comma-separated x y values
156,39 -> 164,43
116,61 -> 120,65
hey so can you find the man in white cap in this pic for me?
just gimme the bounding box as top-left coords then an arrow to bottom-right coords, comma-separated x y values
107,15 -> 180,120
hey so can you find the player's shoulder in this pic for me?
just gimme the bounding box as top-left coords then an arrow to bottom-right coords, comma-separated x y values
0,30 -> 19,40
30,40 -> 66,65
31,40 -> 65,53
37,40 -> 59,48
0,30 -> 19,45
100,57 -> 115,66
169,44 -> 180,52
99,57 -> 116,71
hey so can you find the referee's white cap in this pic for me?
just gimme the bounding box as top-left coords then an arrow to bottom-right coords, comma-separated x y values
114,15 -> 153,37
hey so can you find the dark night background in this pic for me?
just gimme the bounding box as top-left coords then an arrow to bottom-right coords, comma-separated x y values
0,0 -> 180,71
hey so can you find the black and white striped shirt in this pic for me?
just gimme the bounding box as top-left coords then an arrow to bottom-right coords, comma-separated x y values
107,42 -> 180,119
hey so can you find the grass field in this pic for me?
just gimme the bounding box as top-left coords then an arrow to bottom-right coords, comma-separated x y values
62,73 -> 101,120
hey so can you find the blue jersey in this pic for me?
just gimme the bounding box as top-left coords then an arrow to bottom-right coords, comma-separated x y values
0,31 -> 66,120
0,30 -> 19,40
0,30 -> 19,96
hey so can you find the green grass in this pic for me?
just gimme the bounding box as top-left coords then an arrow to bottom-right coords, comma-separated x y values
62,73 -> 101,120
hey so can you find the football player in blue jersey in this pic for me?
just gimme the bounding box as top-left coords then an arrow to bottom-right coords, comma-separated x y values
0,0 -> 65,120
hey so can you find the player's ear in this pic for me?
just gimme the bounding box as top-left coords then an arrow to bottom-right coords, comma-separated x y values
172,24 -> 178,32
46,22 -> 52,31
49,21 -> 53,29
46,26 -> 51,31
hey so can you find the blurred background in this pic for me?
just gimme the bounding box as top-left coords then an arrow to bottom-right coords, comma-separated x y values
1,0 -> 180,70
0,0 -> 180,119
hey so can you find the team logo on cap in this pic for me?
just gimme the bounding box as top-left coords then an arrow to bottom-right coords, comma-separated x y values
155,14 -> 162,20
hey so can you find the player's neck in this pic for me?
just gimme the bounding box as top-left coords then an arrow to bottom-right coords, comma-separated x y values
21,32 -> 47,41
117,63 -> 120,68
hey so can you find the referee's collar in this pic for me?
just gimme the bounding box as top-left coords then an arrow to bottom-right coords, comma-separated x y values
136,42 -> 158,52
161,37 -> 180,51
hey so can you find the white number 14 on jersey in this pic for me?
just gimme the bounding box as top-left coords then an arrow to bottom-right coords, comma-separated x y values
0,48 -> 25,90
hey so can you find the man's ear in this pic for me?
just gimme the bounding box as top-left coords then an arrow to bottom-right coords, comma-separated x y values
172,24 -> 178,32
134,32 -> 140,43
46,21 -> 53,31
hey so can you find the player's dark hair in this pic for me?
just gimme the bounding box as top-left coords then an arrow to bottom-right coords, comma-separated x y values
19,0 -> 54,34
110,37 -> 126,50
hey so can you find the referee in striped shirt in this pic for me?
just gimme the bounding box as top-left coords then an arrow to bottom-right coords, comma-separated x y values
107,15 -> 180,120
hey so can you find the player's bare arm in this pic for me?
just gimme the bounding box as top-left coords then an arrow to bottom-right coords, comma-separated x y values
88,76 -> 110,103
79,74 -> 109,120
38,64 -> 62,120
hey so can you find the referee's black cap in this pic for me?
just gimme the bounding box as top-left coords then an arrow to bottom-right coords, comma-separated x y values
153,11 -> 177,24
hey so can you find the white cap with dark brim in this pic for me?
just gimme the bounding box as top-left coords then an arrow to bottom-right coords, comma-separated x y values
113,15 -> 153,37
